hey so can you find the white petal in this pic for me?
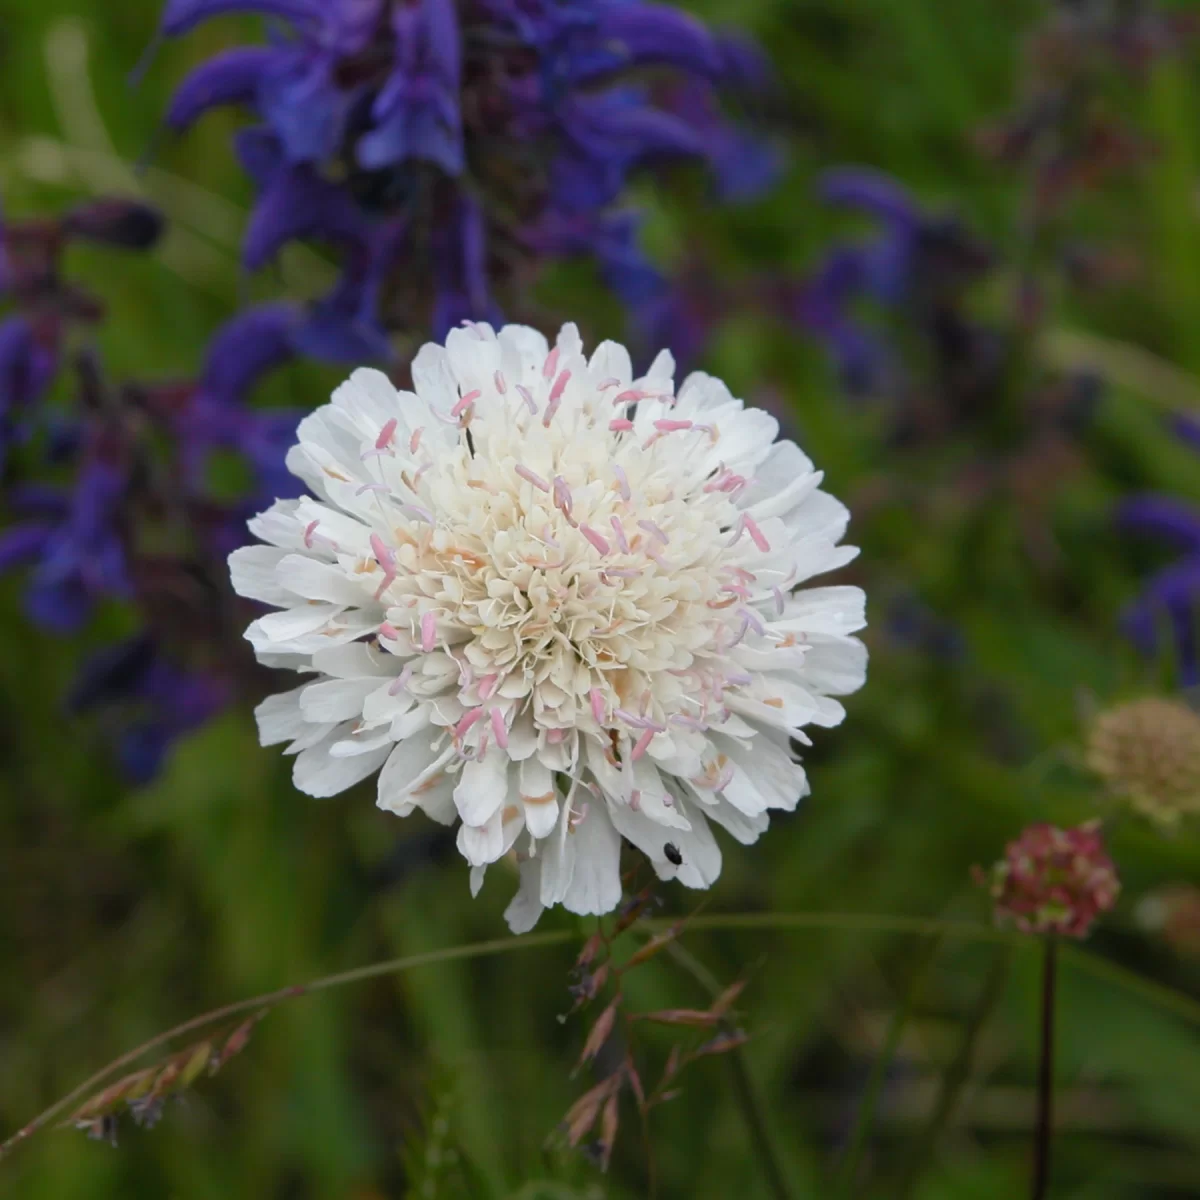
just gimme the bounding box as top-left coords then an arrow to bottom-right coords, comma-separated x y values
293,735 -> 389,798
229,546 -> 293,605
519,758 -> 559,838
454,752 -> 510,826
504,856 -> 545,933
377,739 -> 453,814
456,808 -> 506,866
561,805 -> 622,917
254,686 -> 307,746
299,677 -> 379,723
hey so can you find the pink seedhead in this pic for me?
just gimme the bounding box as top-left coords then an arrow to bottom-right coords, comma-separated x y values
980,821 -> 1119,938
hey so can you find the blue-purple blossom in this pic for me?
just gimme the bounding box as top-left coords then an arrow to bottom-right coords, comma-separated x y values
1117,439 -> 1200,685
67,634 -> 231,785
797,168 -> 994,400
156,0 -> 777,352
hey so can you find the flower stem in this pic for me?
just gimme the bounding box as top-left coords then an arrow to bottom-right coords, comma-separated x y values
1032,937 -> 1058,1200
837,935 -> 941,1195
664,940 -> 793,1200
897,947 -> 1012,1198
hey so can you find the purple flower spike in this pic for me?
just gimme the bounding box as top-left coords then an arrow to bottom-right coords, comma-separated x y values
200,304 -> 297,402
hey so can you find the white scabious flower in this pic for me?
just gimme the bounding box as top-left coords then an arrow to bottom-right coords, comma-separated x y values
231,322 -> 866,931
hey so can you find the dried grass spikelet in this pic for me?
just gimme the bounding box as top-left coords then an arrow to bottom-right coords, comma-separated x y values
1085,697 -> 1200,827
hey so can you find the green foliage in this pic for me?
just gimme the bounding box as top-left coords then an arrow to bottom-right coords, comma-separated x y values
4,1 -> 1200,1197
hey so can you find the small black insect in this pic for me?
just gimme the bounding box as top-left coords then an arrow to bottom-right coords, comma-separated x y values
663,842 -> 683,866
464,425 -> 476,457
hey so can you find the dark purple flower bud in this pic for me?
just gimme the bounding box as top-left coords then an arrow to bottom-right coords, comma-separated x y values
62,200 -> 164,250
166,46 -> 278,133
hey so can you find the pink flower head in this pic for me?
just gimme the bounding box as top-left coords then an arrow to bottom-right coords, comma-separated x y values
980,821 -> 1119,939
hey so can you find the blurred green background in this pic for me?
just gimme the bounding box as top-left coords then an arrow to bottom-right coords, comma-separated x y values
4,1 -> 1200,1196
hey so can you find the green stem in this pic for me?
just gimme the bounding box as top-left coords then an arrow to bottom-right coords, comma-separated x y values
897,947 -> 1012,1198
0,930 -> 575,1162
837,936 -> 942,1195
1032,938 -> 1057,1200
665,941 -> 793,1200
7,911 -> 1199,1167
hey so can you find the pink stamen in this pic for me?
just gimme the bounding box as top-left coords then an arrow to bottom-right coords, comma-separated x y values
725,671 -> 753,686
637,519 -> 668,544
590,688 -> 606,724
401,504 -> 434,524
609,418 -> 634,433
647,550 -> 668,569
613,388 -> 653,405
516,384 -> 537,414
601,567 -> 640,580
303,520 -> 319,548
489,707 -> 509,749
378,621 -> 400,640
546,728 -> 566,744
375,418 -> 398,450
597,377 -> 622,391
654,418 -> 693,433
541,525 -> 560,548
356,482 -> 389,496
515,464 -> 550,492
670,713 -> 705,730
493,370 -> 507,394
609,466 -> 629,503
543,370 -> 571,426
412,462 -> 432,487
772,586 -> 786,615
478,673 -> 499,700
455,708 -> 484,739
420,611 -> 437,652
740,607 -> 767,636
609,516 -> 630,553
388,663 -> 414,695
743,513 -> 770,552
629,789 -> 642,812
450,389 -> 480,419
552,476 -> 573,517
580,525 -> 610,555
631,729 -> 655,761
370,532 -> 395,571
543,346 -> 560,380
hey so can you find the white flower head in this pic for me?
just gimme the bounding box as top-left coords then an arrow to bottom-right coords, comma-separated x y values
232,323 -> 866,931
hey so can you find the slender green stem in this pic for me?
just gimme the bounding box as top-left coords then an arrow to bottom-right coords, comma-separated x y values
0,930 -> 575,1161
837,936 -> 942,1195
897,947 -> 1012,1197
664,940 -> 793,1200
1032,938 -> 1057,1200
6,910 -> 1199,1168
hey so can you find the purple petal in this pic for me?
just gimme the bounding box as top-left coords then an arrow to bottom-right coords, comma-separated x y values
431,193 -> 500,339
1122,557 -> 1200,685
259,52 -> 348,162
243,164 -> 370,270
0,523 -> 51,572
580,5 -> 725,81
166,47 -> 279,132
1116,495 -> 1200,551
819,168 -> 919,228
160,0 -> 319,38
1171,413 -> 1200,454
201,305 -> 297,401
234,126 -> 287,187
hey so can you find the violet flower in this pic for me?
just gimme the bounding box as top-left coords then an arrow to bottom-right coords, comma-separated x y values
1117,437 -> 1200,685
155,0 -> 777,350
796,168 -> 994,401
